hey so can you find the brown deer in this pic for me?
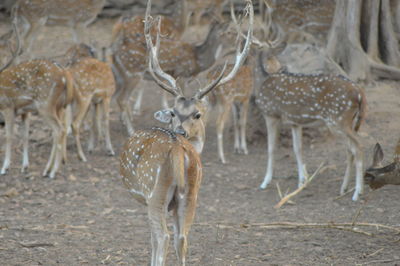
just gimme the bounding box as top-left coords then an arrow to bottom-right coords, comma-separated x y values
12,0 -> 105,56
364,142 -> 400,189
66,52 -> 116,162
119,1 -> 253,265
255,48 -> 367,201
109,1 -> 227,135
0,47 -> 74,177
206,63 -> 253,163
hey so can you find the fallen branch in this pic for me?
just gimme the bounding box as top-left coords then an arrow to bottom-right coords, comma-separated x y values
195,221 -> 400,237
274,162 -> 325,209
19,241 -> 55,248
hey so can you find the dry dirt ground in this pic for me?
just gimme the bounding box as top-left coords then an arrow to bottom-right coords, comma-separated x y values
0,16 -> 400,266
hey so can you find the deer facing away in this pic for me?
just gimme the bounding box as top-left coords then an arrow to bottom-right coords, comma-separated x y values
0,59 -> 74,178
364,142 -> 400,189
119,1 -> 253,265
255,50 -> 367,201
63,44 -> 116,162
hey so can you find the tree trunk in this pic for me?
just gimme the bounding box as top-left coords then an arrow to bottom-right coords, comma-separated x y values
327,0 -> 400,81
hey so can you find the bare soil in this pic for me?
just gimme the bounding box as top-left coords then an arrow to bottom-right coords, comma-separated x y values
1,17 -> 400,266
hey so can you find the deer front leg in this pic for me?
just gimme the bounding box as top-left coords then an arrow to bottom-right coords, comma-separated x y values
101,97 -> 115,156
21,112 -> 30,173
216,103 -> 231,164
340,148 -> 354,195
71,23 -> 86,44
72,97 -> 92,162
23,18 -> 46,58
116,74 -> 141,136
148,208 -> 170,266
291,125 -> 308,187
1,109 -> 15,175
260,115 -> 279,189
345,131 -> 364,201
239,101 -> 249,154
232,103 -> 241,153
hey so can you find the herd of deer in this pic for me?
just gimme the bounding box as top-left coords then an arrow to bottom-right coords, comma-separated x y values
1,0 -> 399,265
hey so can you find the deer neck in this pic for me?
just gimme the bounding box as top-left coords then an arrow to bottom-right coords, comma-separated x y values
173,0 -> 188,35
187,120 -> 205,154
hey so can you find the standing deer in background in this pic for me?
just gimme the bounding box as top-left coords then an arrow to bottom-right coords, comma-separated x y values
255,48 -> 367,201
12,0 -> 105,56
119,1 -> 253,265
109,0 -> 188,123
65,49 -> 116,162
0,54 -> 74,177
364,142 -> 400,189
207,63 -> 253,163
109,0 -> 227,135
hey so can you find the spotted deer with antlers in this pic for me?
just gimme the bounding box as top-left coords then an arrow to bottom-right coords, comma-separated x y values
110,0 -> 228,135
12,0 -> 105,56
255,47 -> 367,201
119,1 -> 253,265
364,142 -> 400,189
0,23 -> 74,178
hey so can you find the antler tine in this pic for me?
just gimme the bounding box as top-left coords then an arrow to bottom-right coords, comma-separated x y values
0,16 -> 20,73
144,0 -> 180,96
195,0 -> 253,99
218,0 -> 253,85
230,0 -> 265,48
196,62 -> 228,99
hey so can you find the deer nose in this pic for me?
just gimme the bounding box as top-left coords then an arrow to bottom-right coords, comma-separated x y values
175,126 -> 188,138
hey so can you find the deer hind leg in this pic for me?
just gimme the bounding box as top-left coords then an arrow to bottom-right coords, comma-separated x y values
340,147 -> 354,195
148,202 -> 171,266
116,74 -> 141,136
260,115 -> 280,189
216,102 -> 232,164
291,125 -> 308,187
21,112 -> 30,173
344,130 -> 364,201
42,112 -> 65,178
70,23 -> 86,44
101,97 -> 114,156
1,109 -> 15,175
238,100 -> 250,155
132,77 -> 144,114
232,103 -> 240,154
72,97 -> 92,162
87,104 -> 97,153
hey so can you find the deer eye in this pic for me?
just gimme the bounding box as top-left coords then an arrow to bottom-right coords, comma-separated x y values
193,113 -> 201,119
170,111 -> 175,117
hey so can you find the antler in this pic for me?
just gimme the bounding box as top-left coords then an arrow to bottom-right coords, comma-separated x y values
217,0 -> 253,84
231,0 -> 283,49
0,17 -> 21,73
195,0 -> 254,99
144,0 -> 182,96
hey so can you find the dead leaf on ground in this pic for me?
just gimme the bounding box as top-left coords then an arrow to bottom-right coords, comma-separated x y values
2,187 -> 19,198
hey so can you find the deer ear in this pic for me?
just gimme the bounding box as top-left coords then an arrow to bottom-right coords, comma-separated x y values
372,143 -> 384,167
154,109 -> 172,124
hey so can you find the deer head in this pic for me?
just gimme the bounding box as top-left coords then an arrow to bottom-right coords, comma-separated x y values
145,0 -> 253,154
364,143 -> 400,189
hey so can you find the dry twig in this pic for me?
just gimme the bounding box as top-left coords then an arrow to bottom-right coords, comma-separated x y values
274,162 -> 325,209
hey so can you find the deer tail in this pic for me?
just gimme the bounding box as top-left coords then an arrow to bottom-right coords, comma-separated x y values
170,146 -> 185,193
63,70 -> 75,107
